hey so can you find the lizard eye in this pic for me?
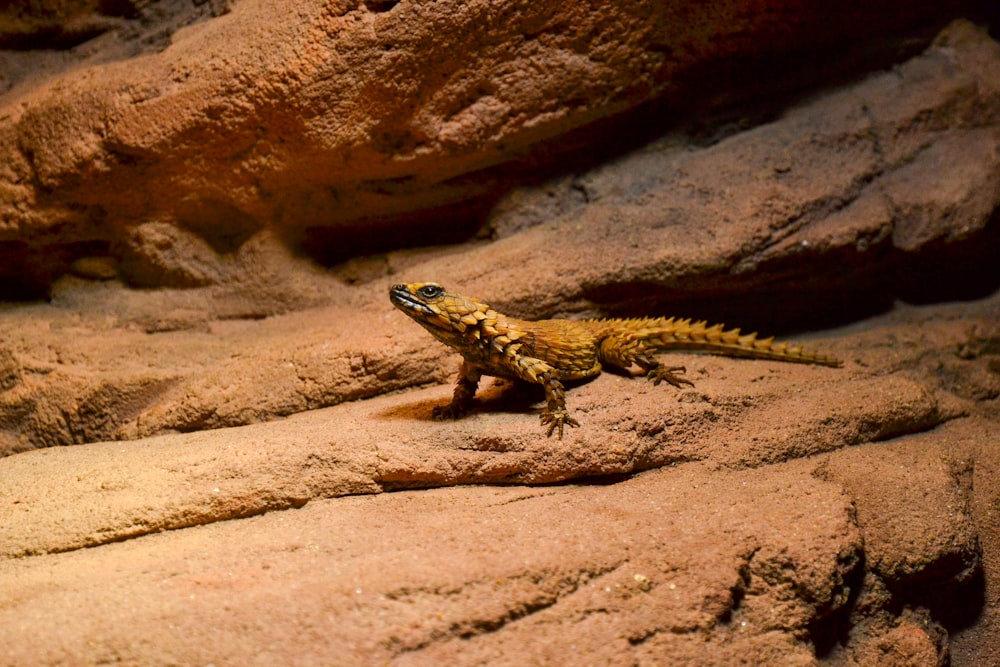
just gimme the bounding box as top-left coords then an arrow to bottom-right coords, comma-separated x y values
417,285 -> 444,300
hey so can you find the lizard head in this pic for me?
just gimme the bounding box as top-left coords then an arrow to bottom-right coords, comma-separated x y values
389,283 -> 492,345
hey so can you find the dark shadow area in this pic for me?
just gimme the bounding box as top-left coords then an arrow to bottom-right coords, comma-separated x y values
895,211 -> 1000,306
363,0 -> 399,13
97,0 -> 141,20
582,213 -> 1000,336
582,276 -> 893,338
0,0 -> 231,79
891,553 -> 987,632
175,198 -> 262,256
379,378 -> 601,424
809,551 -> 868,658
0,24 -> 115,51
0,240 -> 111,302
299,197 -> 497,269
375,468 -> 640,493
810,543 -> 985,658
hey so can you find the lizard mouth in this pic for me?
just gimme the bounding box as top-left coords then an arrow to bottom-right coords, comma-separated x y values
389,286 -> 435,317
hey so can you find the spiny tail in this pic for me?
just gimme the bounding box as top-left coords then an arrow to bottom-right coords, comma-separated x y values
613,317 -> 842,368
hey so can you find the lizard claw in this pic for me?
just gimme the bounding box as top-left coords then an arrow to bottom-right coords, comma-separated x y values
540,408 -> 580,438
648,365 -> 695,388
432,402 -> 470,420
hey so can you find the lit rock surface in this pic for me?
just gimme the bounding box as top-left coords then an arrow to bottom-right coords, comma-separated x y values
0,9 -> 998,666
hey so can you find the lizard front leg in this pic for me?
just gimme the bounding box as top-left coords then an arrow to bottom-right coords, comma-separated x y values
514,357 -> 579,438
538,369 -> 580,438
433,360 -> 482,420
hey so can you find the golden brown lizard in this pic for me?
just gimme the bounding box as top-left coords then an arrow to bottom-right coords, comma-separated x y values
390,282 -> 841,437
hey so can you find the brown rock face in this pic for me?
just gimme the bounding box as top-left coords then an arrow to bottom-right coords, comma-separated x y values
0,3 -> 999,666
0,0 -> 986,295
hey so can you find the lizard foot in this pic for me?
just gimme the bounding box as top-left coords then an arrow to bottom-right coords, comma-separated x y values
648,365 -> 695,388
540,408 -> 580,438
432,402 -> 471,420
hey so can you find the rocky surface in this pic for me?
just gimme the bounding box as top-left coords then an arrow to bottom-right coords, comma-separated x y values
0,5 -> 999,666
2,20 -> 999,457
0,0 -> 987,296
1,295 -> 998,665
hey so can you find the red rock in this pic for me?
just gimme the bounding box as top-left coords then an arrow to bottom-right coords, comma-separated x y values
0,8 -> 997,666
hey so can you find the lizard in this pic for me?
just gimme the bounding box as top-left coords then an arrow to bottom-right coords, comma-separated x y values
389,282 -> 842,438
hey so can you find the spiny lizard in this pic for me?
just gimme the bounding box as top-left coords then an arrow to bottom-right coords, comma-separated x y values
390,283 -> 841,437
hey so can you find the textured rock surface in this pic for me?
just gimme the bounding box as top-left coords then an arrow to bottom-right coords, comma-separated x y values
0,296 -> 998,665
0,0 -> 986,296
0,6 -> 999,666
0,463 -> 864,665
1,20 -> 998,454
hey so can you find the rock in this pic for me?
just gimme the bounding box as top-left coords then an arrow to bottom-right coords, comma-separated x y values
0,8 -> 998,667
1,22 -> 999,452
68,255 -> 117,280
116,220 -> 226,287
818,436 -> 981,597
0,1 -> 987,295
0,452 -> 864,665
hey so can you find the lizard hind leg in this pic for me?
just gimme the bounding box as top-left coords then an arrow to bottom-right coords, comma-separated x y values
599,336 -> 695,389
635,353 -> 695,388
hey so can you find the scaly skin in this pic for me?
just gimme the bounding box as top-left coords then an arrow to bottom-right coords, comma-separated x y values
389,283 -> 841,438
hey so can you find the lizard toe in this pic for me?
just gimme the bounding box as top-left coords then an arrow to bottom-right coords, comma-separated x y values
432,403 -> 470,420
540,409 -> 579,438
648,365 -> 695,388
